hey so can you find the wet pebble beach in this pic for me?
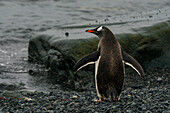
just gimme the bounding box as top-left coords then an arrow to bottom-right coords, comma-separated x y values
0,67 -> 169,113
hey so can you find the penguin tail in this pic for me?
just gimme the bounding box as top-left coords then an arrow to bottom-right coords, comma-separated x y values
110,90 -> 120,102
107,87 -> 119,102
110,91 -> 118,102
110,92 -> 114,102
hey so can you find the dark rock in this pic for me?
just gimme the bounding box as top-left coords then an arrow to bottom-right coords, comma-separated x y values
28,20 -> 170,89
28,69 -> 34,75
0,91 -> 25,99
65,32 -> 69,37
131,84 -> 143,89
28,34 -> 98,88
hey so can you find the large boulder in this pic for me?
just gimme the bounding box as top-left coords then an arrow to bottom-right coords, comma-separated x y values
28,20 -> 170,88
28,35 -> 98,89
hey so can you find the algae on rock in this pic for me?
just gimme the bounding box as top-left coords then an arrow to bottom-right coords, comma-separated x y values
28,20 -> 170,88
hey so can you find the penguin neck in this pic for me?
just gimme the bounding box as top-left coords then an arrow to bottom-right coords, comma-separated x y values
100,33 -> 117,44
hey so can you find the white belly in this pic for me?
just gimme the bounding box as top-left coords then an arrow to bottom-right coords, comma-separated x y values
95,56 -> 101,98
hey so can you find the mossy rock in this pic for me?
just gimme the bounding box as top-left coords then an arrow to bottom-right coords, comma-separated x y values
117,20 -> 170,68
28,20 -> 170,88
28,35 -> 99,89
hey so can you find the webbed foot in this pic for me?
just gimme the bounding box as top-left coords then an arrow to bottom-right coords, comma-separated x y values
93,98 -> 102,102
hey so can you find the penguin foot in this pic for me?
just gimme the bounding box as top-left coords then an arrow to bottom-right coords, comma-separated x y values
113,97 -> 120,101
94,98 -> 102,102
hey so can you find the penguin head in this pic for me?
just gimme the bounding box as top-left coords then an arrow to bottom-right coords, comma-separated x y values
86,26 -> 108,38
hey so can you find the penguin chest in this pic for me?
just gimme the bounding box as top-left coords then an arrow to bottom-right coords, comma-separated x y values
96,55 -> 124,78
95,55 -> 124,97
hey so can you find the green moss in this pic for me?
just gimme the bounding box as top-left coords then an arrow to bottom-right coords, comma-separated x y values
116,21 -> 170,68
70,38 -> 99,60
117,34 -> 143,54
140,20 -> 170,33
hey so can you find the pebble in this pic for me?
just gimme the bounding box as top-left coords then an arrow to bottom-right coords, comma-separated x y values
65,32 -> 69,37
0,68 -> 169,112
157,77 -> 163,82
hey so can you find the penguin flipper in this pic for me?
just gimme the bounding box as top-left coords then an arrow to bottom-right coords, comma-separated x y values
122,50 -> 144,78
73,50 -> 100,72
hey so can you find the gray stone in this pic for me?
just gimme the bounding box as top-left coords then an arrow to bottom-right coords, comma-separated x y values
157,77 -> 163,82
28,20 -> 170,87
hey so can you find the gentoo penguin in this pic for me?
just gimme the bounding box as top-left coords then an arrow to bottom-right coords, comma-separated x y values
73,26 -> 144,102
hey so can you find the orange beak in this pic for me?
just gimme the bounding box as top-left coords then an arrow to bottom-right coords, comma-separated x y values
86,30 -> 95,33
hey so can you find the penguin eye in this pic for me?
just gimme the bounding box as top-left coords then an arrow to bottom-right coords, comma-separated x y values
97,26 -> 103,31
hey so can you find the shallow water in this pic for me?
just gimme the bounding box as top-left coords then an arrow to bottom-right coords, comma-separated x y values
0,0 -> 170,92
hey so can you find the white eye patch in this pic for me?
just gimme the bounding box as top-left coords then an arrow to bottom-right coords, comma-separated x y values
97,26 -> 103,31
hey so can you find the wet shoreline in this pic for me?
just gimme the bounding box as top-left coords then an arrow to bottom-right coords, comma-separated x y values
0,67 -> 169,112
